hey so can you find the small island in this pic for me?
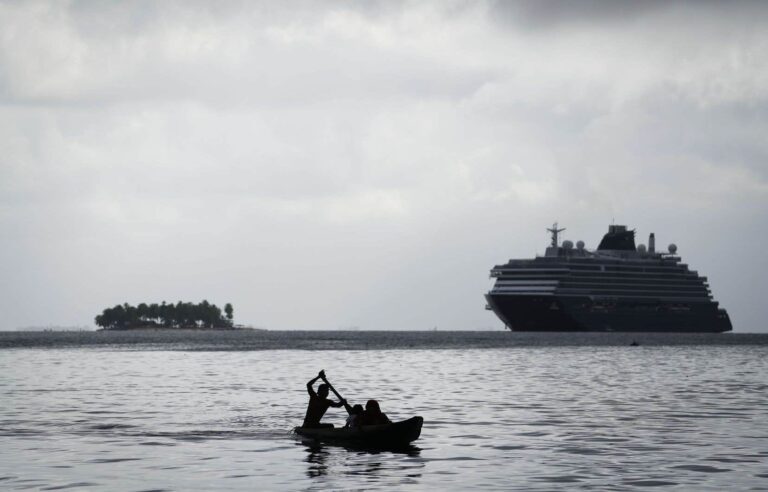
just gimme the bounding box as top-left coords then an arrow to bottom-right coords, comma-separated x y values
95,300 -> 239,330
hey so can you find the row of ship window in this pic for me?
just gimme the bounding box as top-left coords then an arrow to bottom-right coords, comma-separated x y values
494,278 -> 706,285
510,260 -> 686,268
492,287 -> 710,297
581,302 -> 693,312
496,265 -> 694,274
493,276 -> 706,284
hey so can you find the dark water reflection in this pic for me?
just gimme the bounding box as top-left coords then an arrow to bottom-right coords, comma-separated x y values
303,443 -> 329,478
1,334 -> 767,490
300,439 -> 423,483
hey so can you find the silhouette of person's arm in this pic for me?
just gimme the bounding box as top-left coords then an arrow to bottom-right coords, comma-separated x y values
329,399 -> 345,408
306,370 -> 324,397
316,370 -> 344,408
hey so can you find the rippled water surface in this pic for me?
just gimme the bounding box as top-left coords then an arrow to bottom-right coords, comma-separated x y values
1,332 -> 767,490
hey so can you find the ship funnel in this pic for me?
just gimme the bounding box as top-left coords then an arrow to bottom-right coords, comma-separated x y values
649,233 -> 655,253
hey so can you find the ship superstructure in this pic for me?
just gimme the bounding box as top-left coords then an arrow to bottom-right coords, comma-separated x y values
485,224 -> 732,332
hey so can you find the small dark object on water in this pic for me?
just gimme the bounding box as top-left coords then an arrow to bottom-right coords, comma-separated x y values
295,416 -> 423,449
630,340 -> 640,346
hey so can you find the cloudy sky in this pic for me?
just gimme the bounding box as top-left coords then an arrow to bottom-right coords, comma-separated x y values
1,0 -> 766,331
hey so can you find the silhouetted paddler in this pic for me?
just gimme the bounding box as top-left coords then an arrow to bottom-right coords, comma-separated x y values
302,370 -> 345,428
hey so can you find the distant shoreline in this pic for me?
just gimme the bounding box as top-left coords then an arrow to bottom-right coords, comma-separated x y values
1,331 -> 765,352
96,326 -> 265,332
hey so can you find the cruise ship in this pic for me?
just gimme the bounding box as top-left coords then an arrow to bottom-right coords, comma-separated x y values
485,224 -> 732,332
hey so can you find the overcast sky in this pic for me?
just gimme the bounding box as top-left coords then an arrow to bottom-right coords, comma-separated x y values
1,0 -> 766,331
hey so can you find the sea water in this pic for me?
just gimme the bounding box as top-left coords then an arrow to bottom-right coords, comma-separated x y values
1,331 -> 767,491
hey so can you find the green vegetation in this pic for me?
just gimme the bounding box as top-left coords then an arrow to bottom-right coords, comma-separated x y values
95,301 -> 234,330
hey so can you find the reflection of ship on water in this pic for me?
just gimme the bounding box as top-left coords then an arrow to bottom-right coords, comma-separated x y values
486,224 -> 732,332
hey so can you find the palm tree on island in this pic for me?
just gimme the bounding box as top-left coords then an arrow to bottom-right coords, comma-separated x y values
95,300 -> 240,330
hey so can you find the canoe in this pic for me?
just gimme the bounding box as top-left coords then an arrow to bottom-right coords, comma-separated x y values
294,416 -> 423,448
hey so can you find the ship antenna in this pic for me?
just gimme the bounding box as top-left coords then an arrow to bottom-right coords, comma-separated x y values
547,222 -> 566,247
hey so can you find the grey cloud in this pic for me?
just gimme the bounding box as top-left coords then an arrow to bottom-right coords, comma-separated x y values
487,0 -> 766,30
488,0 -> 662,28
0,1 -> 492,107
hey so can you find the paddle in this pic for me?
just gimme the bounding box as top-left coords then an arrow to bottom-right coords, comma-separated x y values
320,370 -> 347,406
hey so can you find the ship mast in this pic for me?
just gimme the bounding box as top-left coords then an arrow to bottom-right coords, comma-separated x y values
547,222 -> 566,248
